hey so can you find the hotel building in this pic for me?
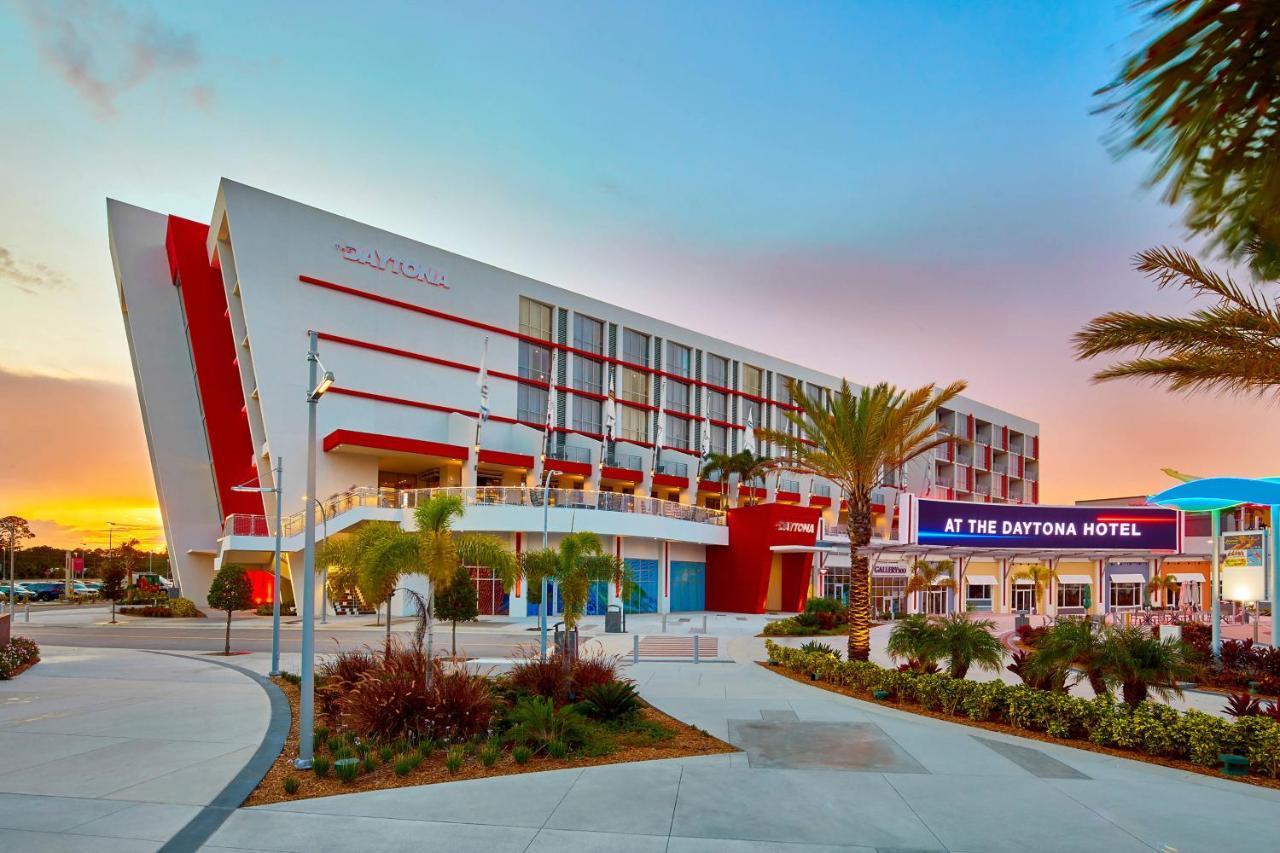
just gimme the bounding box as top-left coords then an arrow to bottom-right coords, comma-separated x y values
106,179 -> 1040,614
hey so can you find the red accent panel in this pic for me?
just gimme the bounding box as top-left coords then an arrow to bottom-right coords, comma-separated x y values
244,569 -> 276,605
323,429 -> 469,461
545,459 -> 592,477
776,490 -> 801,503
697,479 -> 724,493
165,217 -> 261,519
739,486 -> 768,500
601,466 -> 643,482
705,503 -> 820,614
478,449 -> 534,469
652,473 -> 687,489
809,495 -> 832,507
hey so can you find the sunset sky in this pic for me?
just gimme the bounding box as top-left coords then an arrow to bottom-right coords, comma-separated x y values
2,1 -> 1277,552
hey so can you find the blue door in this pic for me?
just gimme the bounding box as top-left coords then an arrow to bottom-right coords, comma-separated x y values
624,558 -> 658,613
670,561 -> 706,611
552,581 -> 609,616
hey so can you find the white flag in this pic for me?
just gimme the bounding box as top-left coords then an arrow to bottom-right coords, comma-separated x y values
745,407 -> 756,455
700,416 -> 711,457
604,368 -> 617,443
544,349 -> 558,454
477,337 -> 490,425
654,377 -> 666,450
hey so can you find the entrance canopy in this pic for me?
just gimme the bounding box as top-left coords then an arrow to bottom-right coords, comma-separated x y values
1147,476 -> 1280,513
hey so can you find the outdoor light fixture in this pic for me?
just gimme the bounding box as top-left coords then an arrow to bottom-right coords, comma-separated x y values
309,368 -> 335,401
232,459 -> 285,676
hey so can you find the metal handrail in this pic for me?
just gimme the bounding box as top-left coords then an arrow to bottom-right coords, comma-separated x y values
224,483 -> 728,539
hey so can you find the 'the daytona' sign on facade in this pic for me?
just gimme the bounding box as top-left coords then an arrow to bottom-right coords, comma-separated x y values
911,498 -> 1179,551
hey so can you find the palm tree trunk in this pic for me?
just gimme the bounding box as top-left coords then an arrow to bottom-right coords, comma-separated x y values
425,579 -> 435,688
451,619 -> 457,656
847,500 -> 874,662
224,609 -> 231,655
385,597 -> 392,658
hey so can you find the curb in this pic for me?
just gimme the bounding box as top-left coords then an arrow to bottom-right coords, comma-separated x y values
142,651 -> 290,853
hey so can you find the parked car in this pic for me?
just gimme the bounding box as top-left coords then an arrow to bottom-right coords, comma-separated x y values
0,582 -> 34,602
20,582 -> 62,602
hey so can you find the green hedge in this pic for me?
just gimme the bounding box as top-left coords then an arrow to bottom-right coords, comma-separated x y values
764,640 -> 1280,778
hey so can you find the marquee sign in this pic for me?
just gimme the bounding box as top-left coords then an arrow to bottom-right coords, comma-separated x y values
911,498 -> 1180,551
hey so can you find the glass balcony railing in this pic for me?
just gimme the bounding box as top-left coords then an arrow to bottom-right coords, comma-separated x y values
812,482 -> 832,497
548,445 -> 592,465
604,451 -> 643,471
657,460 -> 689,478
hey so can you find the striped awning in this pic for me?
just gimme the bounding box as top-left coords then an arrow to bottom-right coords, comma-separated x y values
1057,575 -> 1091,585
1171,573 -> 1204,582
965,575 -> 996,585
1110,573 -> 1145,583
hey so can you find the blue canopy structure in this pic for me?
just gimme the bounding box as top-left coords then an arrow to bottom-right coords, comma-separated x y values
1147,476 -> 1280,654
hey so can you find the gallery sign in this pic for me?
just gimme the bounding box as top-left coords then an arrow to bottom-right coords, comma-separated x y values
910,498 -> 1179,551
336,243 -> 449,288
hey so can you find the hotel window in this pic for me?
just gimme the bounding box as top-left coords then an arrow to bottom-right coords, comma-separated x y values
622,367 -> 648,404
966,583 -> 993,612
573,397 -> 603,434
573,314 -> 604,355
666,380 -> 690,414
666,414 -> 691,450
1057,583 -> 1086,609
666,341 -> 692,378
706,353 -> 728,388
1110,581 -> 1141,608
710,424 -> 727,455
621,406 -> 647,443
707,389 -> 728,421
519,297 -> 553,340
623,329 -> 649,365
518,340 -> 552,383
573,355 -> 603,395
517,384 -> 547,424
742,364 -> 763,397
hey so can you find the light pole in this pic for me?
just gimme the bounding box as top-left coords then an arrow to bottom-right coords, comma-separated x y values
1211,509 -> 1222,657
297,330 -> 334,769
311,497 -> 330,624
233,455 -> 284,676
106,521 -> 116,581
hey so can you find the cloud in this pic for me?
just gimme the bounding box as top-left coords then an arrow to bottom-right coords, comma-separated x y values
0,247 -> 66,294
18,0 -> 213,117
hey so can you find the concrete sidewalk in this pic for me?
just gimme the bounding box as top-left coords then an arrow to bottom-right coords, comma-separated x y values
207,655 -> 1280,853
0,647 -> 276,852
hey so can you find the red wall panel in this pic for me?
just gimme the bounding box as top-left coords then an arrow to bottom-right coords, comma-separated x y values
705,503 -> 821,614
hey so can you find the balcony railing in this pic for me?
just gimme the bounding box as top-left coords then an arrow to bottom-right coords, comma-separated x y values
225,483 -> 728,541
812,482 -> 832,497
657,460 -> 689,478
778,479 -> 801,493
549,444 -> 592,465
604,451 -> 643,471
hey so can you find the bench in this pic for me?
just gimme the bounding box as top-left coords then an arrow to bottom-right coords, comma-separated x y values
1219,753 -> 1249,777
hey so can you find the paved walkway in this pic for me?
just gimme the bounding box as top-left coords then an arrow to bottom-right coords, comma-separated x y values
208,654 -> 1280,853
0,647 -> 275,852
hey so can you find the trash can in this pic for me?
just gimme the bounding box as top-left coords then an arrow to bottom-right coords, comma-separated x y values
553,623 -> 578,659
604,604 -> 625,634
1014,612 -> 1029,631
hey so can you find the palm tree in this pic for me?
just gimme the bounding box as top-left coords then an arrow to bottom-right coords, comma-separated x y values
414,494 -> 517,668
1010,563 -> 1058,617
1031,617 -> 1108,696
1098,2 -> 1280,278
758,378 -> 965,661
1074,247 -> 1280,394
1148,571 -> 1179,609
904,558 -> 956,616
732,450 -> 775,506
1097,626 -> 1195,709
519,531 -> 632,665
348,522 -> 419,653
886,615 -> 943,673
936,613 -> 1003,679
699,451 -> 736,507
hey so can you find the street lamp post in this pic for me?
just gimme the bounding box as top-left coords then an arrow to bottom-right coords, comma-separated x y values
311,497 -> 330,625
1211,509 -> 1222,657
540,464 -> 553,662
296,330 -> 334,770
233,456 -> 284,676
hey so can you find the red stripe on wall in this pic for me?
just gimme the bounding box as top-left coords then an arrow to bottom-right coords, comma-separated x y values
166,216 -> 262,519
322,429 -> 469,461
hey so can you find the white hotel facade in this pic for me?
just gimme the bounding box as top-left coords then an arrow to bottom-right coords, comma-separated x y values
107,180 -> 1040,614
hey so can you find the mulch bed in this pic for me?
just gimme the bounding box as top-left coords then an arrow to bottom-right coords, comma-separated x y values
758,661 -> 1280,792
245,677 -> 736,806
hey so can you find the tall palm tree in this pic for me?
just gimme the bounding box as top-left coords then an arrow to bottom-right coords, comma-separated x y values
414,494 -> 517,669
904,558 -> 956,616
1074,247 -> 1280,393
519,531 -> 632,663
1010,563 -> 1058,617
348,521 -> 419,652
1098,2 -> 1280,278
757,378 -> 966,661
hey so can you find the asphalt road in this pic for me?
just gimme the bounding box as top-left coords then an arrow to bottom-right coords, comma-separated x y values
16,620 -> 540,657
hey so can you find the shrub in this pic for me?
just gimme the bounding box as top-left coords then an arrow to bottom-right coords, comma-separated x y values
508,652 -> 570,702
282,776 -> 300,795
118,605 -> 173,617
378,744 -> 394,763
169,598 -> 204,617
886,615 -> 944,673
546,740 -> 568,759
393,755 -> 415,776
445,748 -> 464,774
804,597 -> 846,630
504,695 -> 590,750
312,756 -> 330,778
362,754 -> 377,773
334,643 -> 493,742
1006,649 -> 1066,692
335,758 -> 360,783
314,725 -> 329,744
571,649 -> 622,693
0,637 -> 41,679
1225,692 -> 1262,718
480,741 -> 501,767
1015,624 -> 1048,648
798,641 -> 841,659
512,745 -> 532,764
317,647 -> 379,717
578,680 -> 642,722
418,739 -> 437,758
